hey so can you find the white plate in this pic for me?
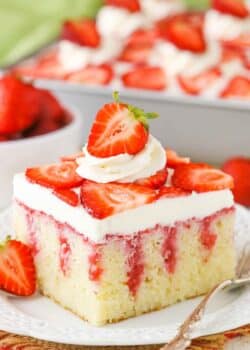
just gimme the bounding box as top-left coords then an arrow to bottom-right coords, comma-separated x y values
0,206 -> 249,346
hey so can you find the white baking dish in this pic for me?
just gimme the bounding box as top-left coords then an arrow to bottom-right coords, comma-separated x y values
33,79 -> 250,165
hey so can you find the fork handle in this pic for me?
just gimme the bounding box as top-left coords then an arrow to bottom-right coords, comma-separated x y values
160,280 -> 232,350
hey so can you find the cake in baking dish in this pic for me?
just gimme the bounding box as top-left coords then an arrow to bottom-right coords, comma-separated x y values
13,94 -> 236,326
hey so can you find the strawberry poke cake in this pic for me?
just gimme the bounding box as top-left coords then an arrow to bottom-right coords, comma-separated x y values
13,93 -> 236,326
12,0 -> 250,100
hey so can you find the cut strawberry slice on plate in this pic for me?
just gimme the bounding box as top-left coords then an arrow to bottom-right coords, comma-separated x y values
172,163 -> 234,192
136,169 -> 168,189
53,189 -> 79,206
80,180 -> 156,219
0,75 -> 40,135
87,92 -> 158,158
178,67 -> 222,95
158,186 -> 191,199
122,66 -> 167,91
66,64 -> 113,85
0,239 -> 36,296
157,13 -> 206,53
212,0 -> 249,18
166,148 -> 190,168
220,76 -> 250,99
26,161 -> 83,189
61,152 -> 84,162
61,19 -> 100,48
222,157 -> 250,206
105,0 -> 140,12
119,43 -> 153,64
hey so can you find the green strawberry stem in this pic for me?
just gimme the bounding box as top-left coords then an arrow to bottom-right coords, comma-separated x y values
112,91 -> 158,130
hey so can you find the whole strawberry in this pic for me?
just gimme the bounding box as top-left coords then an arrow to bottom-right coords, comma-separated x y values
0,75 -> 40,135
222,157 -> 250,206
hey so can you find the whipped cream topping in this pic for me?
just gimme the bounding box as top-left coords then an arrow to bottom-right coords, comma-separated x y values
58,40 -> 122,72
149,40 -> 221,77
76,135 -> 166,183
140,0 -> 185,21
13,173 -> 234,243
97,6 -> 147,39
205,9 -> 250,41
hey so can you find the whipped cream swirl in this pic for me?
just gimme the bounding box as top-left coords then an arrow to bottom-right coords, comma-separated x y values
76,135 -> 166,183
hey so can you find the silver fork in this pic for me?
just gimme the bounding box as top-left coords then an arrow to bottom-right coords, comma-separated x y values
160,243 -> 250,350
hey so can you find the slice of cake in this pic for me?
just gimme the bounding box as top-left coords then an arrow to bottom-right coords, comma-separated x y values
13,93 -> 236,326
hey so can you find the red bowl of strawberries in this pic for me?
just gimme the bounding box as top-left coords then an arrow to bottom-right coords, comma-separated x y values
0,75 -> 83,208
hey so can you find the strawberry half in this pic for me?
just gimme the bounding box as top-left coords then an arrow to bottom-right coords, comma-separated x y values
61,19 -> 100,48
166,148 -> 190,168
126,28 -> 158,47
87,92 -> 158,158
222,157 -> 250,206
0,239 -> 36,296
136,168 -> 168,189
158,186 -> 191,199
80,180 -> 156,219
26,161 -> 83,189
105,0 -> 140,12
172,163 -> 234,192
212,0 -> 249,18
122,66 -> 167,91
0,75 -> 40,135
66,64 -> 113,85
178,67 -> 222,95
157,13 -> 206,53
220,76 -> 250,99
53,189 -> 79,206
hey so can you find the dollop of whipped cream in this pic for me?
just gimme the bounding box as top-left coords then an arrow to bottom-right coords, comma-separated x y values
140,0 -> 185,21
76,135 -> 166,183
205,9 -> 250,40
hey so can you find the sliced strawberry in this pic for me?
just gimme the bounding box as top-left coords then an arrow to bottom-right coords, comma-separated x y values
157,13 -> 206,53
166,148 -> 190,168
26,161 -> 83,189
61,152 -> 84,162
122,66 -> 167,91
222,34 -> 250,51
136,169 -> 168,189
105,0 -> 140,12
220,45 -> 244,64
80,180 -> 156,219
61,19 -> 100,48
158,186 -> 191,199
13,50 -> 66,80
0,75 -> 41,135
222,157 -> 250,206
178,67 -> 222,95
243,49 -> 250,69
126,28 -> 158,47
87,92 -> 158,157
212,0 -> 249,18
53,189 -> 79,206
66,64 -> 113,85
0,239 -> 36,296
119,43 -> 152,64
172,163 -> 234,192
220,76 -> 250,99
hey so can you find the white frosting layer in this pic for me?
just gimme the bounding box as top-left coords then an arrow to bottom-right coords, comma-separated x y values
13,173 -> 234,243
76,135 -> 166,183
205,9 -> 250,40
149,40 -> 221,77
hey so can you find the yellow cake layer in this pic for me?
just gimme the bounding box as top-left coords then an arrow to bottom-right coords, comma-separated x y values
13,202 -> 236,326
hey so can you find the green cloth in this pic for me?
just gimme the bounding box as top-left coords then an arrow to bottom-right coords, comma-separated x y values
182,0 -> 211,10
0,0 -> 102,67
